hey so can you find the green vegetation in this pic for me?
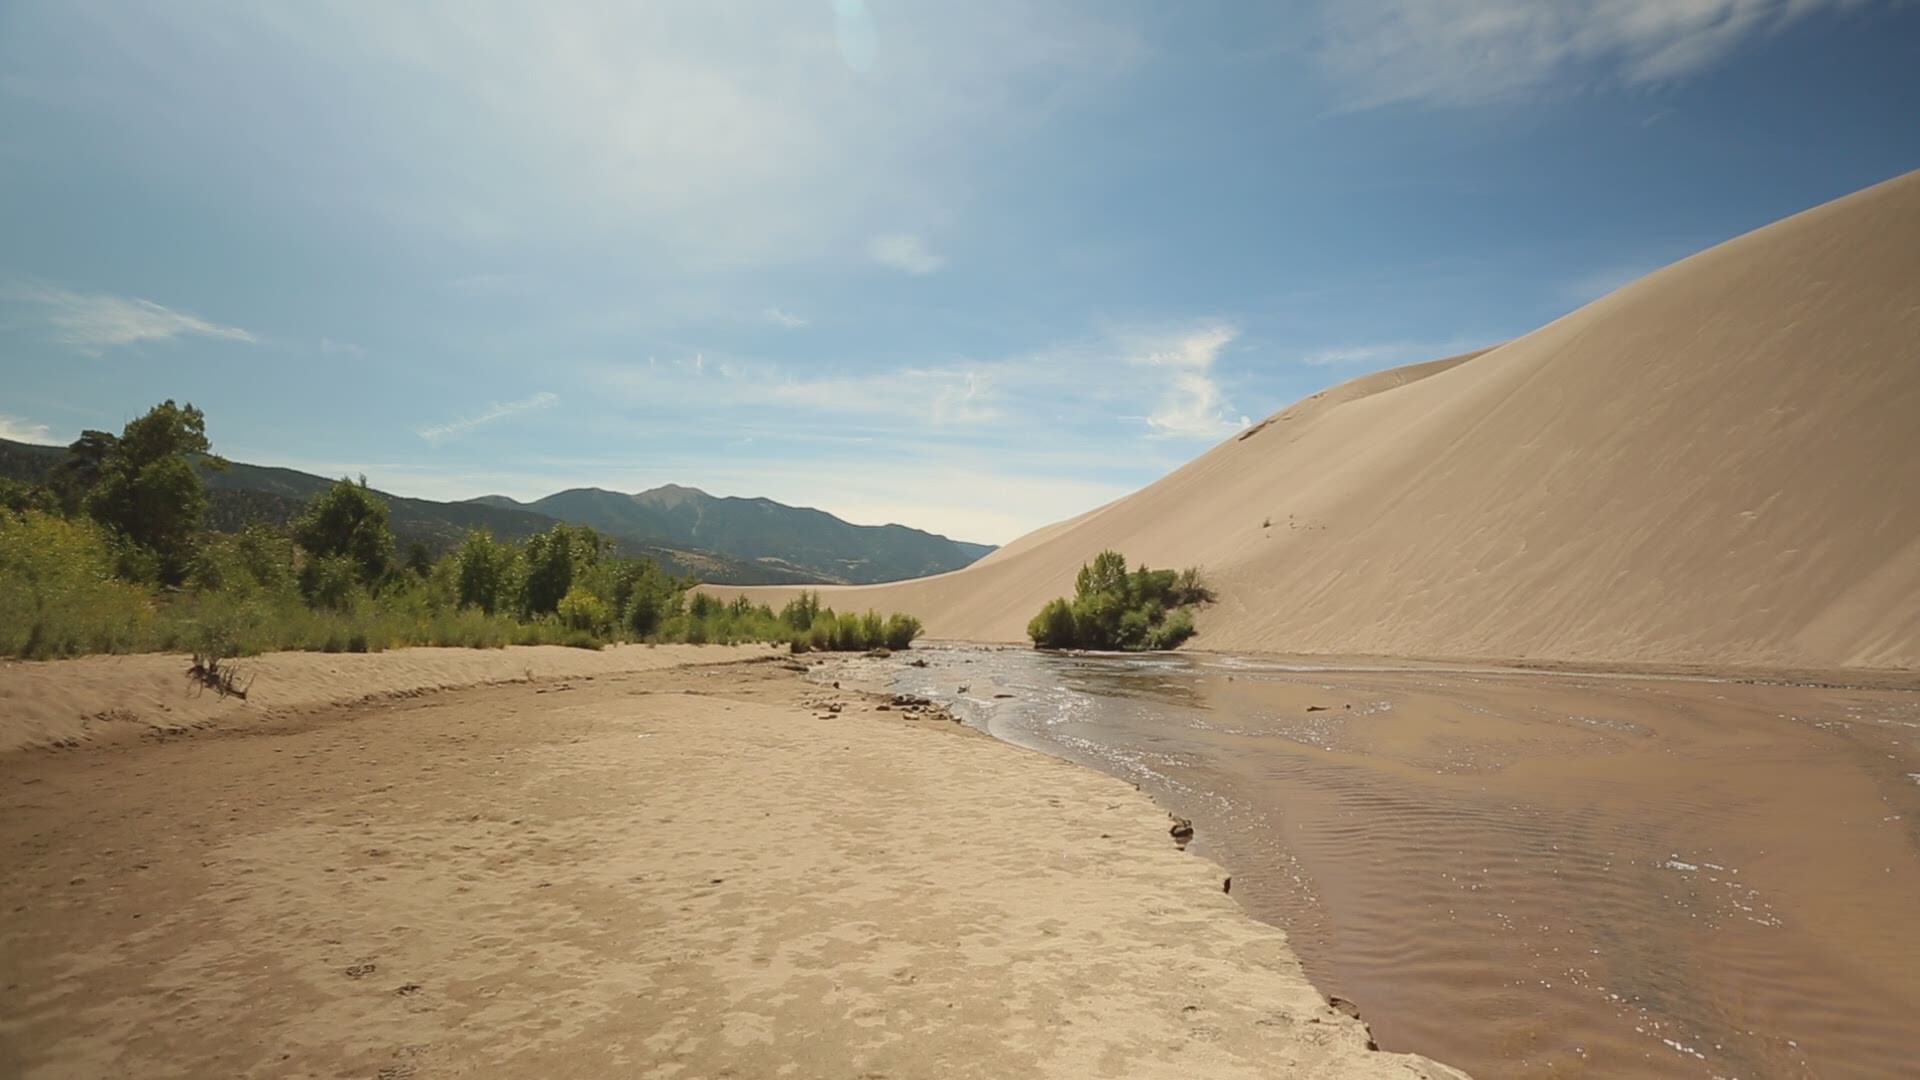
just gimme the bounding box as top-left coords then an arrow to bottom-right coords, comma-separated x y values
1026,550 -> 1213,652
1,401 -> 926,662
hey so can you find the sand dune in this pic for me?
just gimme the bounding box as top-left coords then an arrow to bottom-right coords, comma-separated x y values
717,169 -> 1920,671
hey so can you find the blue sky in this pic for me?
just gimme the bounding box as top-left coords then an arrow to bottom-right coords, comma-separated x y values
2,1 -> 1916,544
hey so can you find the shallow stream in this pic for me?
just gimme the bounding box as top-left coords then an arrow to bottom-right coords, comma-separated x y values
821,645 -> 1920,1079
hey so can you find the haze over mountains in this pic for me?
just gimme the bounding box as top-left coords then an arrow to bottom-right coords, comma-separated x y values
0,442 -> 992,586
714,168 -> 1920,673
471,485 -> 995,585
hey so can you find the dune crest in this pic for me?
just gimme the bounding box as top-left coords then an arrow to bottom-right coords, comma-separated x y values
724,169 -> 1920,671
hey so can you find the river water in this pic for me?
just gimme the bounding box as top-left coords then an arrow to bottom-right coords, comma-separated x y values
818,645 -> 1920,1079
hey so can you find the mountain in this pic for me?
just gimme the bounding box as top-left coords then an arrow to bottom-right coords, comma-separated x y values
706,168 -> 1920,672
0,442 -> 821,585
471,485 -> 995,585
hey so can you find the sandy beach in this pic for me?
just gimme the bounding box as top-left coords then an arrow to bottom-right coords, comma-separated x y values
0,648 -> 1463,1079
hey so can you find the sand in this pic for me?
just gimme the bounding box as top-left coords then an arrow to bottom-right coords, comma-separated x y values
711,168 -> 1920,673
0,652 -> 1465,1079
0,643 -> 772,754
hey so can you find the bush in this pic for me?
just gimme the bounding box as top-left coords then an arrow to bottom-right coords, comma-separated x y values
882,613 -> 923,650
298,554 -> 363,612
556,585 -> 611,634
0,511 -> 155,658
1027,551 -> 1210,652
1027,598 -> 1077,649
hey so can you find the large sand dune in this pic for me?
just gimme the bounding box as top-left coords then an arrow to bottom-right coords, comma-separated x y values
721,169 -> 1920,671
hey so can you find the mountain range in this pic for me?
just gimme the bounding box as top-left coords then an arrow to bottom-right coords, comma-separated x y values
0,441 -> 992,586
472,486 -> 996,586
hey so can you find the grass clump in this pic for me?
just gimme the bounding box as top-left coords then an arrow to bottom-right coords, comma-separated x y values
1026,550 -> 1212,652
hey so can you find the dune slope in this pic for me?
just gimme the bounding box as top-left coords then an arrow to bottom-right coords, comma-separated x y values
721,169 -> 1920,671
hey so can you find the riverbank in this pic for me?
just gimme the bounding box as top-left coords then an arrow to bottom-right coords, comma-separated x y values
0,650 -> 1464,1078
0,642 -> 773,753
835,644 -> 1920,1078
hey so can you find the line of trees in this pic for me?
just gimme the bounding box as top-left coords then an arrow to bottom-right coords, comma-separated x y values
0,401 -> 922,660
1026,550 -> 1212,651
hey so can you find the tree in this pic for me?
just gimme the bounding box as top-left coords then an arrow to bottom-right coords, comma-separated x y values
404,540 -> 434,578
49,429 -> 120,512
1027,598 -> 1077,649
0,478 -> 57,516
1075,549 -> 1130,601
522,523 -> 605,616
292,476 -> 395,586
453,530 -> 518,614
72,401 -> 227,583
780,591 -> 822,631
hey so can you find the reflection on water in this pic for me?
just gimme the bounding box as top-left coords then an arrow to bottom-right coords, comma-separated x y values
822,645 -> 1920,1079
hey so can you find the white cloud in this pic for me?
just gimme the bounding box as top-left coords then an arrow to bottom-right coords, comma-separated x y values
1300,344 -> 1403,366
684,364 -> 1007,429
0,415 -> 59,444
19,286 -> 255,354
418,391 -> 559,444
1295,338 -> 1493,369
762,307 -> 809,329
1130,325 -> 1249,440
320,337 -> 366,356
596,321 -> 1268,446
867,233 -> 946,275
1318,0 -> 1875,109
26,4 -> 1141,269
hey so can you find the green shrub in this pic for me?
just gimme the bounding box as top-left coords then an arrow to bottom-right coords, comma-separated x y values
0,511 -> 155,658
1027,551 -> 1210,652
556,585 -> 611,633
1027,598 -> 1077,649
882,613 -> 923,650
299,554 -> 363,612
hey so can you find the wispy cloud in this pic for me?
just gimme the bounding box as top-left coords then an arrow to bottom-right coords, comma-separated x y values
1318,0 -> 1874,109
1300,344 -> 1405,366
33,5 -> 1141,269
0,415 -> 59,444
702,364 -> 1007,429
418,391 -> 559,444
18,286 -> 255,354
1296,338 -> 1490,369
762,307 -> 809,329
868,233 -> 946,275
320,337 -> 367,356
1131,325 -> 1249,441
597,321 -> 1267,447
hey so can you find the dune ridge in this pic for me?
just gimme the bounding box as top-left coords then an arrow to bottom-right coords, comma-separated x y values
719,169 -> 1920,672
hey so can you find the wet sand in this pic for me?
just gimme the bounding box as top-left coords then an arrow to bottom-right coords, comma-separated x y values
0,653 -> 1461,1079
858,648 -> 1920,1079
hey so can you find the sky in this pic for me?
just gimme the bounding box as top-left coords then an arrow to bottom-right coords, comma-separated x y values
2,1 -> 1917,545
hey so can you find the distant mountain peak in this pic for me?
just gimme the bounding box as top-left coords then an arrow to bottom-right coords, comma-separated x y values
510,484 -> 994,584
632,483 -> 712,509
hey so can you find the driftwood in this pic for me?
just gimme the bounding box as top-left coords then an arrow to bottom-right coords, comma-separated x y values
186,653 -> 252,701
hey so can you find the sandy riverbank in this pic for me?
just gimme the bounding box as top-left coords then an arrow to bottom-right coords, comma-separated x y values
0,649 -> 1464,1078
0,643 -> 774,754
